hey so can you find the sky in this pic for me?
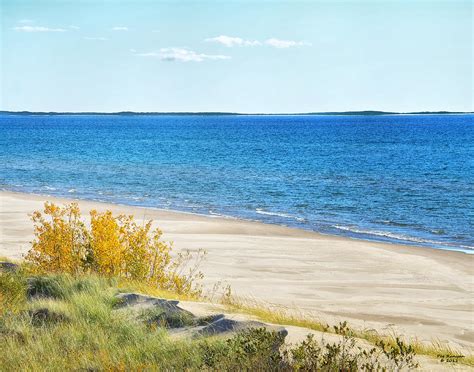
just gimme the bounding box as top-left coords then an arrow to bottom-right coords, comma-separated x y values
0,0 -> 472,113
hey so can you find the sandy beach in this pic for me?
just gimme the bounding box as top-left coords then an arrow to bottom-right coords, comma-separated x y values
0,190 -> 472,354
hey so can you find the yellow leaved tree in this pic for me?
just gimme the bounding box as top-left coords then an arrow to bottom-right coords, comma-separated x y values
25,202 -> 204,296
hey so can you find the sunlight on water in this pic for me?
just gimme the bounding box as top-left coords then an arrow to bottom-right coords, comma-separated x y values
1,113 -> 473,252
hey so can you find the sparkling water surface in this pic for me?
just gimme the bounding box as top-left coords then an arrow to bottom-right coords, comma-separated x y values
1,113 -> 473,253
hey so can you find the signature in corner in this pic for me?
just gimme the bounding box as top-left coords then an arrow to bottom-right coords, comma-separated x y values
437,354 -> 465,363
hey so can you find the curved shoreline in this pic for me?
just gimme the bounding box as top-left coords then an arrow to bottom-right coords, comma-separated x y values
1,188 -> 471,255
1,190 -> 473,352
1,190 -> 472,266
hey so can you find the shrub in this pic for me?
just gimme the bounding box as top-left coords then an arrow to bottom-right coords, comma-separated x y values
26,275 -> 76,300
200,327 -> 287,371
25,202 -> 204,296
281,322 -> 420,371
25,203 -> 88,274
229,327 -> 287,370
377,337 -> 419,370
285,333 -> 322,370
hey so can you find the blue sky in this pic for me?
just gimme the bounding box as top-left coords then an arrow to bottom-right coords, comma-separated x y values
1,0 -> 472,113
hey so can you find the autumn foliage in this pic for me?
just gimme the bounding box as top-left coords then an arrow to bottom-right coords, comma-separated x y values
25,202 -> 204,296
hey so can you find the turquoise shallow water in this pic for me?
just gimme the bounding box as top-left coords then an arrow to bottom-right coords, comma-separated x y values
1,113 -> 473,253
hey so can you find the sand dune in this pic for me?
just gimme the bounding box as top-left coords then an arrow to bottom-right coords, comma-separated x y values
0,190 -> 472,354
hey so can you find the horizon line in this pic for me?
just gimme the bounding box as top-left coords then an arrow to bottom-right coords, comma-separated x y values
1,110 -> 472,116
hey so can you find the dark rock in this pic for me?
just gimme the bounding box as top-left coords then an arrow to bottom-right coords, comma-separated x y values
0,262 -> 19,272
115,293 -> 195,328
113,293 -> 288,341
28,308 -> 69,326
195,317 -> 288,338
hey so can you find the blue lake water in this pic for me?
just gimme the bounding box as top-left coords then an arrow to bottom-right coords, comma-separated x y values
1,113 -> 473,253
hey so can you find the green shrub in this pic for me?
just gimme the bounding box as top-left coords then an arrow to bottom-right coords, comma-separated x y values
26,275 -> 67,300
285,334 -> 323,370
377,337 -> 419,370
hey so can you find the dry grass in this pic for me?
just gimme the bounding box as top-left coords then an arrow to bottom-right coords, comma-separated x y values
86,275 -> 474,367
218,294 -> 474,367
0,271 -> 426,371
1,257 -> 472,368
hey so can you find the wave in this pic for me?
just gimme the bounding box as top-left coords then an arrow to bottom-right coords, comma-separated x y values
208,210 -> 226,218
376,220 -> 446,235
376,220 -> 412,228
333,225 -> 473,253
2,183 -> 472,253
255,208 -> 305,222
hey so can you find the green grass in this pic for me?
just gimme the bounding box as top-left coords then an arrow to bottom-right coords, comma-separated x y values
0,272 -> 221,370
118,278 -> 473,368
0,268 -> 470,370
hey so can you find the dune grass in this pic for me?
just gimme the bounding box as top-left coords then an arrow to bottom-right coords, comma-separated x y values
0,270 -> 435,371
218,295 -> 473,368
0,272 -> 222,370
1,255 -> 471,369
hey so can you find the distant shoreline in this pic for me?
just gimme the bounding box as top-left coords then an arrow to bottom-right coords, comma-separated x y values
1,110 -> 473,116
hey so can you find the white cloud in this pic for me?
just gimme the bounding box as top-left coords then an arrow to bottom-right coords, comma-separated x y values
84,36 -> 107,41
135,48 -> 230,62
13,26 -> 67,32
19,19 -> 34,24
69,25 -> 80,30
112,26 -> 128,31
205,35 -> 311,49
265,38 -> 311,48
205,35 -> 260,47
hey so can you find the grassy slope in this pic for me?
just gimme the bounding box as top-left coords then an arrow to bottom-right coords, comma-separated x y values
1,273 -> 214,370
0,248 -> 471,370
120,277 -> 473,367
